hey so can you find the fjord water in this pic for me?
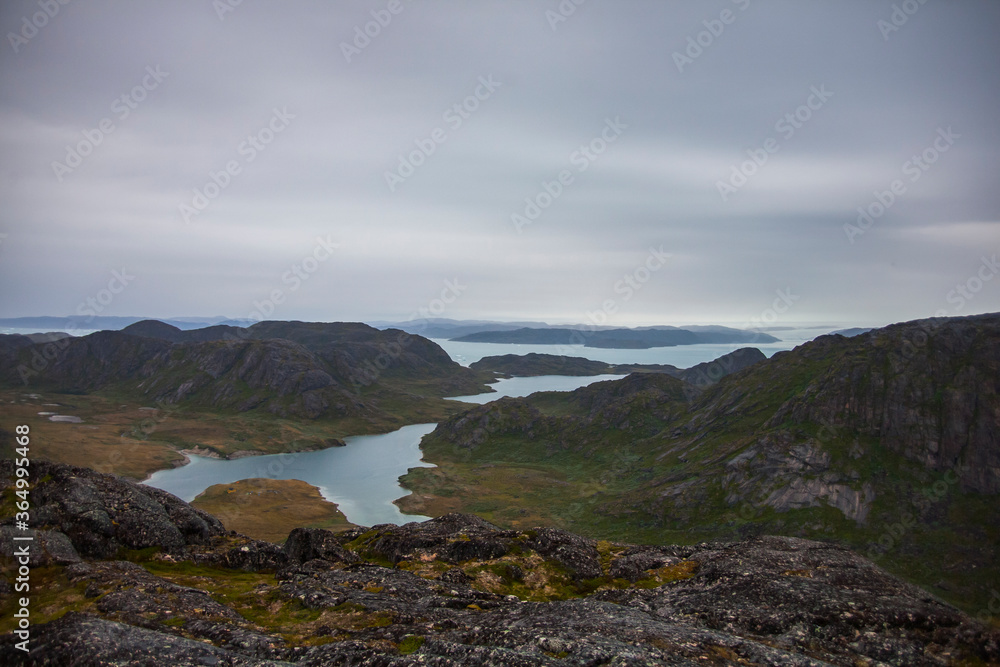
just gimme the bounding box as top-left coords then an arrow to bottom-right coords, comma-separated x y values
144,329 -> 825,527
145,423 -> 438,527
143,373 -> 629,526
432,325 -> 827,367
446,374 -> 627,404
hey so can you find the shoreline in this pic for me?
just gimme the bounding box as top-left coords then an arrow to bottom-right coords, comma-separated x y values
138,440 -> 348,484
136,429 -> 415,485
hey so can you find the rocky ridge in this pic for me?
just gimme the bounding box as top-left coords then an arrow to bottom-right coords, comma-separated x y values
0,321 -> 494,425
2,460 -> 999,665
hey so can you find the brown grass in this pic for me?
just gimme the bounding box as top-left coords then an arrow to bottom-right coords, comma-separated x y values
191,478 -> 354,543
0,389 -> 365,481
0,390 -> 185,479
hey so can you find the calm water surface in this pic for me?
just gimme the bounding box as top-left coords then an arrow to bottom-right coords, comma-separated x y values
143,374 -> 626,526
144,423 -> 438,527
431,326 -> 829,367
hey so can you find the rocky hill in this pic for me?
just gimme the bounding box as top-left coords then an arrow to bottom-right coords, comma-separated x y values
401,313 -> 1000,616
0,321 -> 494,428
121,319 -> 245,343
2,460 -> 998,665
470,348 -> 766,386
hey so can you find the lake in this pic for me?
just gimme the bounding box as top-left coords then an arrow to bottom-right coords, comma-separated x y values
145,423 -> 438,527
143,372 -> 631,526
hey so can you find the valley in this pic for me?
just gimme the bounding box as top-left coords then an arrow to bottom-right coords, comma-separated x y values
1,313 -> 998,663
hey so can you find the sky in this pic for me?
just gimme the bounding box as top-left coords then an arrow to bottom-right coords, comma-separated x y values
1,0 -> 998,328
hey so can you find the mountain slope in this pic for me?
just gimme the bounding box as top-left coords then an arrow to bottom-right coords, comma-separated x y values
0,321 -> 495,432
400,313 -> 1000,615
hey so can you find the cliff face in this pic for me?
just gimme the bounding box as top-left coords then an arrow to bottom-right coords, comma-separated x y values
765,316 -> 1000,493
2,461 -> 998,666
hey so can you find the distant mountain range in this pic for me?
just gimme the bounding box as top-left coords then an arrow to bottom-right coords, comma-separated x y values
0,315 -> 254,332
373,318 -> 785,345
2,317 -> 857,348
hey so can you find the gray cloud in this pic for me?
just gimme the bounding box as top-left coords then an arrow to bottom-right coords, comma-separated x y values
1,0 -> 998,327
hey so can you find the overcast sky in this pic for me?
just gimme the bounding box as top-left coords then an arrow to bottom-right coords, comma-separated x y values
1,0 -> 998,327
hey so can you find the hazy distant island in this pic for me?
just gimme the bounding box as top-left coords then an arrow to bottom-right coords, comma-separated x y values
448,325 -> 780,348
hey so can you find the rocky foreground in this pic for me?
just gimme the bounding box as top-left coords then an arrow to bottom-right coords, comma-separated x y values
2,460 -> 999,666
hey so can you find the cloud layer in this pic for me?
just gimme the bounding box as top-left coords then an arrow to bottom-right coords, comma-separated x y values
1,0 -> 998,326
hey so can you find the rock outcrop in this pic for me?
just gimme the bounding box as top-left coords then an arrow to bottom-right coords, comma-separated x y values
0,460 -> 224,559
1,469 -> 998,666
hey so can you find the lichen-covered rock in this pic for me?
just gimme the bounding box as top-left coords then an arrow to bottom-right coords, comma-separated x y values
188,533 -> 290,571
3,515 -> 1000,665
0,460 -> 224,558
0,527 -> 80,566
1,613 -> 293,666
284,527 -> 360,565
355,513 -> 517,565
523,527 -> 602,580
